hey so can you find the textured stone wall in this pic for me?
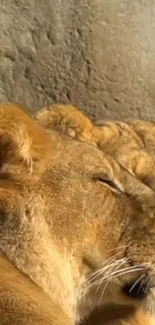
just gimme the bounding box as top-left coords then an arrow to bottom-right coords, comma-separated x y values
1,0 -> 155,120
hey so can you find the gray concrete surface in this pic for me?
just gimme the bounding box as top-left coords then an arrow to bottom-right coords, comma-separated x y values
1,0 -> 155,120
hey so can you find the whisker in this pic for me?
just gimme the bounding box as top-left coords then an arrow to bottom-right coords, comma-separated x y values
77,259 -> 147,306
144,275 -> 152,294
99,264 -> 145,284
97,266 -> 147,302
86,251 -> 127,282
98,260 -> 128,304
102,245 -> 128,254
137,277 -> 147,294
94,265 -> 146,290
95,261 -> 118,296
86,260 -> 120,291
95,259 -> 126,292
129,274 -> 146,293
76,245 -> 128,289
112,266 -> 146,280
95,258 -> 129,289
87,258 -> 128,289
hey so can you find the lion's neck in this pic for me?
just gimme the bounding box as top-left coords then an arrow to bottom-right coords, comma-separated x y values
0,225 -> 101,323
0,235 -> 77,321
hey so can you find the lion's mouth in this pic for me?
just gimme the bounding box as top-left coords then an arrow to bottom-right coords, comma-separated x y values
122,277 -> 151,300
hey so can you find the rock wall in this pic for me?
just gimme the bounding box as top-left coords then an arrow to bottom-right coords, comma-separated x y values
1,0 -> 155,120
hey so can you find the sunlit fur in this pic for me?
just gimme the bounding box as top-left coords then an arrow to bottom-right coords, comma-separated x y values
0,253 -> 72,325
0,104 -> 155,324
36,105 -> 155,191
36,104 -> 155,325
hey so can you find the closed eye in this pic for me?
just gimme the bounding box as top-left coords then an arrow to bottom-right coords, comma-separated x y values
93,174 -> 123,196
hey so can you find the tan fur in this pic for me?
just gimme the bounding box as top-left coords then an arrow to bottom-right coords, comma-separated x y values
95,119 -> 155,190
0,103 -> 52,172
36,104 -> 94,143
0,253 -> 72,325
36,104 -> 155,325
1,103 -> 155,324
36,105 -> 155,191
126,120 -> 155,153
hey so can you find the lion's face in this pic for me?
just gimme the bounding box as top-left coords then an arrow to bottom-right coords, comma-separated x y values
0,104 -> 155,321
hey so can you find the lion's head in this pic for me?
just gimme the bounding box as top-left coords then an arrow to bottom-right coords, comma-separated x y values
1,104 -> 155,322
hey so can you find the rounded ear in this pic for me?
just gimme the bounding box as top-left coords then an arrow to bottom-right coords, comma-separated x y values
35,104 -> 95,142
0,103 -> 51,172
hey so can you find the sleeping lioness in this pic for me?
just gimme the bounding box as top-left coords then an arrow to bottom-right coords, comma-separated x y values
1,103 -> 155,324
35,104 -> 155,325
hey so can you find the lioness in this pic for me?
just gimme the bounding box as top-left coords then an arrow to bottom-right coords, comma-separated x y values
1,103 -> 155,325
36,104 -> 155,325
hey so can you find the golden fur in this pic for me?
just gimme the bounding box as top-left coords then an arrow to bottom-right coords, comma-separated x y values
36,104 -> 155,190
0,103 -> 155,324
0,253 -> 72,325
36,104 -> 155,325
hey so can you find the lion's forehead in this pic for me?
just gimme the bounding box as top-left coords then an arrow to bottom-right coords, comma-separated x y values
49,134 -> 120,177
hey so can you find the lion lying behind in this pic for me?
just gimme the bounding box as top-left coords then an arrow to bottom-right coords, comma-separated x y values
36,104 -> 155,325
36,104 -> 155,191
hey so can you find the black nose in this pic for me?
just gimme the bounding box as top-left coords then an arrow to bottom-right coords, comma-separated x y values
122,276 -> 149,300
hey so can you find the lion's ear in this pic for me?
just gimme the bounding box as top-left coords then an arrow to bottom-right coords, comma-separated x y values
35,104 -> 95,142
0,104 -> 51,172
